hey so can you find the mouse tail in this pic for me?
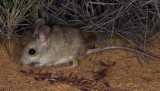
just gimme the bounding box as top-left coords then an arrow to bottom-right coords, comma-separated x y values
85,46 -> 160,61
86,46 -> 122,55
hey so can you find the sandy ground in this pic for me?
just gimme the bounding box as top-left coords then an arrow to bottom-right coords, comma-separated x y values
0,35 -> 160,91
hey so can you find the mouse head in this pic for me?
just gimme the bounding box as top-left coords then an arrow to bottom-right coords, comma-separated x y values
20,19 -> 50,65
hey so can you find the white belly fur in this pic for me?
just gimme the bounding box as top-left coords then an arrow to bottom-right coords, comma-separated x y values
39,57 -> 49,64
53,56 -> 73,65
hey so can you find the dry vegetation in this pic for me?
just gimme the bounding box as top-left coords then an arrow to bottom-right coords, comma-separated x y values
0,0 -> 160,91
0,0 -> 160,58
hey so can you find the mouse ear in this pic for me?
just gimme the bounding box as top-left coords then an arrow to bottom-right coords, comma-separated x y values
33,19 -> 45,37
38,26 -> 50,46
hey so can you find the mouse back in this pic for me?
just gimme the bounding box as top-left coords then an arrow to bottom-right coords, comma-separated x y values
48,25 -> 87,59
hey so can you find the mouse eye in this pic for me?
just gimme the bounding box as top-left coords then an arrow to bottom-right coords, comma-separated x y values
29,48 -> 36,55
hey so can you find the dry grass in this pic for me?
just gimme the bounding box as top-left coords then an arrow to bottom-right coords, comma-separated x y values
0,0 -> 160,56
49,0 -> 160,48
0,0 -> 54,56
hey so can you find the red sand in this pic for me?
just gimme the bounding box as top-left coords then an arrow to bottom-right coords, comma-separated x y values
0,35 -> 160,91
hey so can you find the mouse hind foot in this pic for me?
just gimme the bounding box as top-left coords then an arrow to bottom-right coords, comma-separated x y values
66,60 -> 78,69
55,60 -> 78,71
